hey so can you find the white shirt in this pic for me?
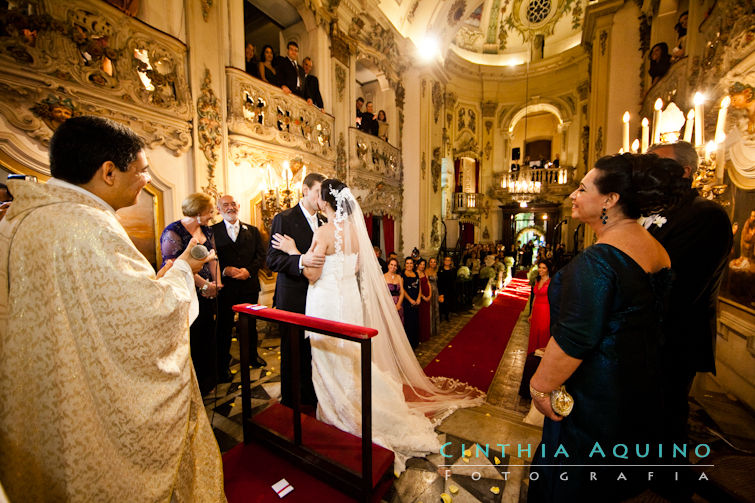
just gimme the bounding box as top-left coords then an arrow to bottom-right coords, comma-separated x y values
299,200 -> 318,233
224,218 -> 240,242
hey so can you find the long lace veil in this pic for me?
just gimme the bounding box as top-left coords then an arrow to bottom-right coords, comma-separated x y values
330,185 -> 484,424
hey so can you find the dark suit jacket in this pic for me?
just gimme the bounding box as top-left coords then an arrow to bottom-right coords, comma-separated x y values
650,189 -> 733,373
266,205 -> 316,313
212,220 -> 265,298
304,74 -> 323,109
275,57 -> 306,99
359,112 -> 378,135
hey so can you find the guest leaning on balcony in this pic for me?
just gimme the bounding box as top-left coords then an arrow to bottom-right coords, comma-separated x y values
257,45 -> 277,86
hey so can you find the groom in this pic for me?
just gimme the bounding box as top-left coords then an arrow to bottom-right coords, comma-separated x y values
266,172 -> 326,408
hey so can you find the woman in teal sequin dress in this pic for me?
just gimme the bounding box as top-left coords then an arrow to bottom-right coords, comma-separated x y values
528,153 -> 688,502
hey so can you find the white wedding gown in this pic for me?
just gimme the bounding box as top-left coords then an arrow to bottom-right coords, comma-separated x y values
305,253 -> 441,473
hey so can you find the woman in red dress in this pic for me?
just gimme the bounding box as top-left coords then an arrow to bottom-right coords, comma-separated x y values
417,258 -> 432,343
527,260 -> 552,354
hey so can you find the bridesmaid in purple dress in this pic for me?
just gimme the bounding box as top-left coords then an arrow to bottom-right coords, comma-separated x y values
383,257 -> 404,323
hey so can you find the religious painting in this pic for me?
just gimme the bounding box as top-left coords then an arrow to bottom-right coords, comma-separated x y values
720,180 -> 755,311
718,56 -> 755,312
115,185 -> 163,271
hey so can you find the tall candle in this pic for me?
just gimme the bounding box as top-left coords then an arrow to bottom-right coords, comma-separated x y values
265,164 -> 273,190
694,92 -> 705,147
715,96 -> 730,144
652,99 -> 663,145
622,111 -> 630,153
683,109 -> 694,143
283,161 -> 290,190
641,118 -> 649,153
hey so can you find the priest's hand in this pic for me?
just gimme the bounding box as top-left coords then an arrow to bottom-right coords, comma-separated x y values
156,259 -> 173,279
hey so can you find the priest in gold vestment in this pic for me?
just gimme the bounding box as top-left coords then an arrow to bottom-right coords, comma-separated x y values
0,117 -> 226,502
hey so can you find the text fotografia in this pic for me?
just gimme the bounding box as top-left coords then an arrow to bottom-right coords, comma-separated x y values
439,442 -> 713,482
439,441 -> 712,461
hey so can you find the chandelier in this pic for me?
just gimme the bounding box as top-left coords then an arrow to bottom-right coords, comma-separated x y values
508,179 -> 541,207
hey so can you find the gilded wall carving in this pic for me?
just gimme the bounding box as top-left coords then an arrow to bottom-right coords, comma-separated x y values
431,147 -> 441,193
0,0 -> 192,154
335,63 -> 346,102
432,81 -> 442,123
197,68 -> 221,199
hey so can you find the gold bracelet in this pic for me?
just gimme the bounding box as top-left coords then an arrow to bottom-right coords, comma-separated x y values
529,384 -> 551,399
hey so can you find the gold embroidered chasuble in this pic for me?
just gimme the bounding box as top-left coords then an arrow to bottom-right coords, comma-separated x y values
0,180 -> 225,502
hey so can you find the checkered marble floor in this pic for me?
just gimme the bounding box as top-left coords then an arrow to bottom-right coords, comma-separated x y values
204,292 -> 541,502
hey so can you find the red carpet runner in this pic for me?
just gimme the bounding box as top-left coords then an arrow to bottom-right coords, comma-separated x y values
423,278 -> 531,392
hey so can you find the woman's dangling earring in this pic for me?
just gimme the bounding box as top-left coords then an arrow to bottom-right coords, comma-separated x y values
197,216 -> 202,225
600,208 -> 608,225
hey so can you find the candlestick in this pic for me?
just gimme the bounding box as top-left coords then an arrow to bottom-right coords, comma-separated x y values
694,92 -> 705,147
715,95 -> 730,144
631,139 -> 639,153
652,99 -> 663,145
641,118 -> 649,153
622,111 -> 630,153
683,109 -> 694,143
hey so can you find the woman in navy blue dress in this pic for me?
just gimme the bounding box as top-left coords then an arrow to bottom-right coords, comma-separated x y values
160,193 -> 220,395
528,153 -> 688,502
401,257 -> 421,348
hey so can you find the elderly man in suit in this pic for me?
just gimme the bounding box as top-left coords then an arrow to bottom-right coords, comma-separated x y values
212,195 -> 267,380
302,56 -> 324,110
647,141 -> 733,446
266,172 -> 326,407
275,40 -> 306,99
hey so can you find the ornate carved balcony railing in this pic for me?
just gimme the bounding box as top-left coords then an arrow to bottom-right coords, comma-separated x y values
226,68 -> 335,161
347,127 -> 402,219
348,127 -> 401,181
498,166 -> 573,187
453,192 -> 484,212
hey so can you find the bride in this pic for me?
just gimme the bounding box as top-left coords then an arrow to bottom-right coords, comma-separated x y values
272,179 -> 483,472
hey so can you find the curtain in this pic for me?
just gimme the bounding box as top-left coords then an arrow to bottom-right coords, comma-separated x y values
383,215 -> 395,255
460,222 -> 475,247
364,213 -> 373,240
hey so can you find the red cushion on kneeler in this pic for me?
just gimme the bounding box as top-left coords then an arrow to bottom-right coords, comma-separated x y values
223,441 -> 356,503
252,403 -> 395,486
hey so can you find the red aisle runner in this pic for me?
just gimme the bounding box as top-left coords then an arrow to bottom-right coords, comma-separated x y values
423,278 -> 531,392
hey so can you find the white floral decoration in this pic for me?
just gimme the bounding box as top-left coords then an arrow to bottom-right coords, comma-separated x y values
638,214 -> 668,229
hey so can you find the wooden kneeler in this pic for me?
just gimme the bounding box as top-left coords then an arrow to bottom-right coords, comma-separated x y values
232,304 -> 395,502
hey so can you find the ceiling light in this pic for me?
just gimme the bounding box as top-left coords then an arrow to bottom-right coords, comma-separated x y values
417,35 -> 440,62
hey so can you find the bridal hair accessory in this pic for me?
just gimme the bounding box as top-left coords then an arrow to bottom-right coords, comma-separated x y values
330,185 -> 354,255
